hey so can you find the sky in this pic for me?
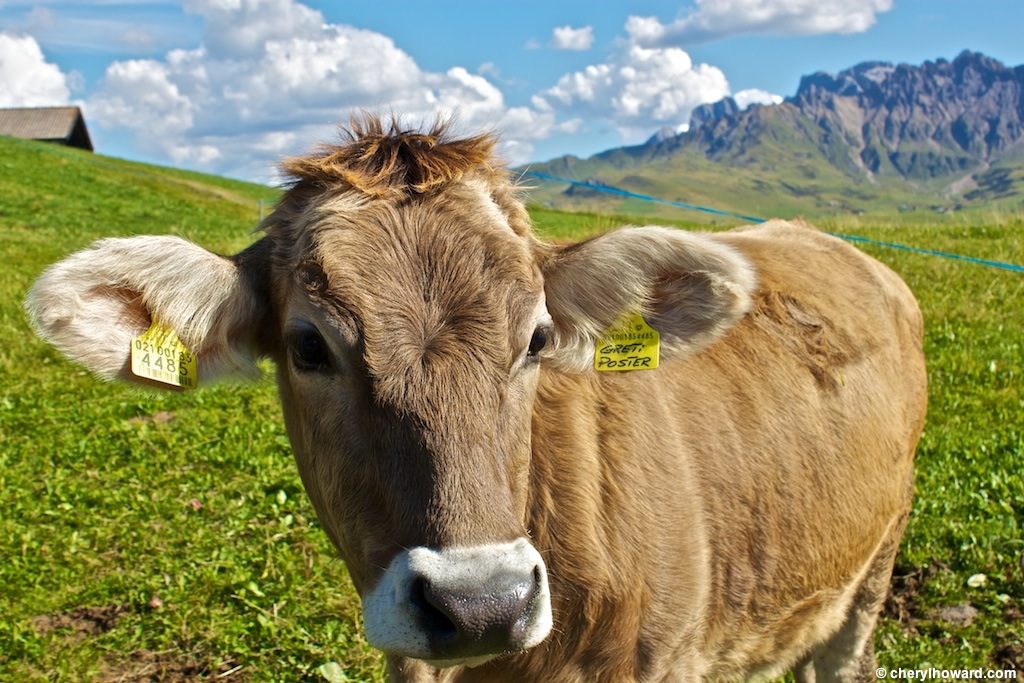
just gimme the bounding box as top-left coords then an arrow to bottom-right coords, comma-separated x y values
2,0 -> 1023,184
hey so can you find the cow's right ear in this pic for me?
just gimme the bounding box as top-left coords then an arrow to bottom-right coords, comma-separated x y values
25,235 -> 273,386
540,226 -> 756,371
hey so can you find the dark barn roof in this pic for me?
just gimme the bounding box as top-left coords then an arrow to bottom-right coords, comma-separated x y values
0,106 -> 93,151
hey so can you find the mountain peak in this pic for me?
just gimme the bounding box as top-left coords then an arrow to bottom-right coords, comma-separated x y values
689,96 -> 740,131
953,49 -> 1004,70
645,125 -> 684,145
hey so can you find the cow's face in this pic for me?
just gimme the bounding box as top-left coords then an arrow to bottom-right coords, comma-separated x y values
270,184 -> 553,664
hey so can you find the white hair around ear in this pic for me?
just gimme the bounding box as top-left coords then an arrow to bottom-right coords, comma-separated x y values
542,227 -> 757,371
26,235 -> 270,385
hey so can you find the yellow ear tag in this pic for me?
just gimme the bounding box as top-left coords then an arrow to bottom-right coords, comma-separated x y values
594,312 -> 660,372
130,319 -> 198,388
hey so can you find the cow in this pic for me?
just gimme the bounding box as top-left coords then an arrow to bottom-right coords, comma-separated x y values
26,116 -> 927,682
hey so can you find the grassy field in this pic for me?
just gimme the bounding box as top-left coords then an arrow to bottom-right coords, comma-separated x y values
1,137 -> 1021,681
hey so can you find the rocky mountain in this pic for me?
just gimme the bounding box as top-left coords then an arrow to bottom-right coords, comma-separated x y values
526,51 -> 1024,219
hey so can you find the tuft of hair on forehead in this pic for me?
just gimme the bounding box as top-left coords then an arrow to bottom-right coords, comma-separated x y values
279,114 -> 500,199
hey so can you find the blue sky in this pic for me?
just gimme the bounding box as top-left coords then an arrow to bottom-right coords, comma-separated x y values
2,0 -> 1023,183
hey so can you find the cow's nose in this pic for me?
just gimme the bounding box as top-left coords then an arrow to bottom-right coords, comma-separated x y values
409,564 -> 542,657
362,540 -> 553,663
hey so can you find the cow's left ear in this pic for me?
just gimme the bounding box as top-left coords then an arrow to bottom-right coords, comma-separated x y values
541,227 -> 756,370
26,235 -> 273,386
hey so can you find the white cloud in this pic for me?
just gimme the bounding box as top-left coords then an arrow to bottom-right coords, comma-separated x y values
182,0 -> 322,58
733,88 -> 783,109
0,32 -> 71,106
88,0 -> 556,179
537,44 -> 730,141
88,59 -> 194,137
551,25 -> 594,51
627,0 -> 893,45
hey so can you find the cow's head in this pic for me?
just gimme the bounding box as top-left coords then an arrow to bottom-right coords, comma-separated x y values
26,117 -> 755,668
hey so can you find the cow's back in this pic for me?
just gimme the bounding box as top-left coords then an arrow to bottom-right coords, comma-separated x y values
692,221 -> 926,675
496,221 -> 927,682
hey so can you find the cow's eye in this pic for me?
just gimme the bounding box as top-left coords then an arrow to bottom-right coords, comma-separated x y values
287,325 -> 330,372
527,327 -> 549,358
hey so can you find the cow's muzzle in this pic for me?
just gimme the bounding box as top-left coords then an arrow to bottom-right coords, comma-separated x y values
362,539 -> 552,666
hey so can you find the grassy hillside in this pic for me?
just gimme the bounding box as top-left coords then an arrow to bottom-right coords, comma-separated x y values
523,107 -> 1024,223
1,137 -> 1021,681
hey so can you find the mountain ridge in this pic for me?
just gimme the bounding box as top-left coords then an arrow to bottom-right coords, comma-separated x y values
524,50 -> 1024,220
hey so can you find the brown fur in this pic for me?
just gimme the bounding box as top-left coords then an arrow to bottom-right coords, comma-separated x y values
26,117 -> 927,682
280,115 -> 500,200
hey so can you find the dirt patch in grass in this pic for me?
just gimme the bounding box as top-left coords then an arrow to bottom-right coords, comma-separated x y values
883,560 -> 948,633
885,562 -> 1024,671
126,411 -> 177,426
30,604 -> 128,641
28,606 -> 245,681
97,650 -> 245,683
994,604 -> 1024,673
932,603 -> 978,627
163,175 -> 260,209
993,641 -> 1024,674
1004,603 -> 1024,623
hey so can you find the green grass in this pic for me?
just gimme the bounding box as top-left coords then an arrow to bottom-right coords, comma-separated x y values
1,137 -> 1022,680
0,139 -> 381,681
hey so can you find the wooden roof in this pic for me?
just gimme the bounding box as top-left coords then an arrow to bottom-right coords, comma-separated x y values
0,106 -> 93,151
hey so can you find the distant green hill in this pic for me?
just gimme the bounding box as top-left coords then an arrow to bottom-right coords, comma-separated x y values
523,51 -> 1024,223
0,135 -> 278,259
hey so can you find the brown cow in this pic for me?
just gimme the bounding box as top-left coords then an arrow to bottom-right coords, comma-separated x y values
26,117 -> 927,682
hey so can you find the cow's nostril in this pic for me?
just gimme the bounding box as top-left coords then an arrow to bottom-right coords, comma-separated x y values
410,576 -> 457,641
410,568 -> 539,658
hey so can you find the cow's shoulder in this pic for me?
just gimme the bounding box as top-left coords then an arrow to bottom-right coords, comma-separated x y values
718,220 -> 922,357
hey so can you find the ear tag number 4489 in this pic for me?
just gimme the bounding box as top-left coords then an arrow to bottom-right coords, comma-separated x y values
594,312 -> 660,372
130,320 -> 198,388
